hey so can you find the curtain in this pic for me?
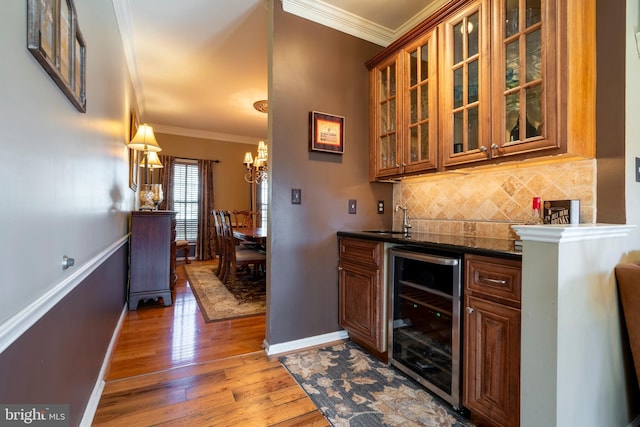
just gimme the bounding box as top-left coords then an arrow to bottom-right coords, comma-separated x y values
158,155 -> 175,210
196,159 -> 216,260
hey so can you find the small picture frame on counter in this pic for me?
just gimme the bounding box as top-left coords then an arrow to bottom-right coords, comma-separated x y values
543,200 -> 580,225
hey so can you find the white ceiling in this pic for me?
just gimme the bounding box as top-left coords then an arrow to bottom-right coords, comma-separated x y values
113,0 -> 448,144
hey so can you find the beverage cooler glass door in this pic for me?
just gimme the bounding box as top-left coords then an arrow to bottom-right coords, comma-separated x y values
388,248 -> 462,409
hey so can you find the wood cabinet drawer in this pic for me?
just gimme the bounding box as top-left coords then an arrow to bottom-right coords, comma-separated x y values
339,237 -> 382,267
465,254 -> 522,307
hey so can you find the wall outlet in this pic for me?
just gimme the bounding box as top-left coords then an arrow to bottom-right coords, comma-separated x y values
348,199 -> 357,214
636,158 -> 640,183
291,188 -> 301,204
377,200 -> 384,214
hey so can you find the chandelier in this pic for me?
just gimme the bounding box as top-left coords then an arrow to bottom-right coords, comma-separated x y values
244,140 -> 268,184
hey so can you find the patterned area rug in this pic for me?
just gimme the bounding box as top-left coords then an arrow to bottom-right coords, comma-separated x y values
280,341 -> 471,427
184,264 -> 265,322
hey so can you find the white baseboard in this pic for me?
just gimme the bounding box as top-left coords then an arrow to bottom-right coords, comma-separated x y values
79,303 -> 128,427
264,330 -> 349,356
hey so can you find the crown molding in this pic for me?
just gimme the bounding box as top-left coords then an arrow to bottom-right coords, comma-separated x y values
152,124 -> 260,145
112,0 -> 146,116
281,0 -> 449,47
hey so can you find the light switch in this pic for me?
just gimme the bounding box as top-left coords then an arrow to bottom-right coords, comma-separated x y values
348,199 -> 357,214
291,188 -> 301,204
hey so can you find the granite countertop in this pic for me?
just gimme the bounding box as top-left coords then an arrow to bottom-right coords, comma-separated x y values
337,230 -> 522,259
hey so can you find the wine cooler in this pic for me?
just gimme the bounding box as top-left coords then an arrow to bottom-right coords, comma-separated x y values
388,247 -> 463,409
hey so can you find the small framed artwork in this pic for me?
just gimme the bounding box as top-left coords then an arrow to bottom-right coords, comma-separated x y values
27,0 -> 86,112
128,110 -> 140,191
310,111 -> 344,154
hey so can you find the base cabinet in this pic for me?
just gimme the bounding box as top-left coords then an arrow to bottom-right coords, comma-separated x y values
129,211 -> 177,310
338,237 -> 386,360
463,254 -> 521,427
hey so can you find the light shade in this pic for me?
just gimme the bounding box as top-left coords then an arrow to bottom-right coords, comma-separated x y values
139,151 -> 163,169
127,123 -> 162,152
243,152 -> 254,165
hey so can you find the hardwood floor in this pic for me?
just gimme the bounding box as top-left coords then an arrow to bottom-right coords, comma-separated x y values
92,261 -> 328,426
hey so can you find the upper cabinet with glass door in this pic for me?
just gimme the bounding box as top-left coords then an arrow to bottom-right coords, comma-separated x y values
441,0 -> 491,166
491,0 -> 557,158
370,54 -> 402,179
369,29 -> 438,180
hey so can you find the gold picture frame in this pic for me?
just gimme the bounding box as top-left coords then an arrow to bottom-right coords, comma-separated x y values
27,0 -> 86,112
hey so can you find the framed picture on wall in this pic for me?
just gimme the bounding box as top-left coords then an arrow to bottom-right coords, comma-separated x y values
128,110 -> 140,191
309,111 -> 344,154
27,0 -> 86,112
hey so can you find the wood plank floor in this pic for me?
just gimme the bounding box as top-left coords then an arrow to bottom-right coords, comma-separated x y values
92,261 -> 328,426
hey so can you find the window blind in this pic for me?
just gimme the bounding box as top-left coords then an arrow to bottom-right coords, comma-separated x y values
173,161 -> 199,242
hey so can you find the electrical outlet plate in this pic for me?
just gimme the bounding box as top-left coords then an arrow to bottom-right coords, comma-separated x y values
636,158 -> 640,183
348,199 -> 357,214
377,200 -> 384,214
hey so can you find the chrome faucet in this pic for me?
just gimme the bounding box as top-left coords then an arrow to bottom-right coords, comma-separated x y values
395,205 -> 412,235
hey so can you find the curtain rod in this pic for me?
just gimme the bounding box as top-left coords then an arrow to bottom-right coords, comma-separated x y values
171,156 -> 220,163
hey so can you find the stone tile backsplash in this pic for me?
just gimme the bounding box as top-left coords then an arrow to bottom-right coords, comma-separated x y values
393,159 -> 596,240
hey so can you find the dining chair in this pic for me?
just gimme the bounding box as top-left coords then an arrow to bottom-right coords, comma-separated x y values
232,210 -> 260,229
211,209 -> 226,278
220,210 -> 266,285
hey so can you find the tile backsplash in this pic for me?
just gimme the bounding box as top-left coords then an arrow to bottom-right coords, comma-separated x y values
393,159 -> 596,240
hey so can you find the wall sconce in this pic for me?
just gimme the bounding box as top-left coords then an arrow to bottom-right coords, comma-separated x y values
127,123 -> 162,210
244,140 -> 268,184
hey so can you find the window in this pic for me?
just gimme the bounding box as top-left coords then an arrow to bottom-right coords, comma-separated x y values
257,179 -> 268,227
173,160 -> 199,242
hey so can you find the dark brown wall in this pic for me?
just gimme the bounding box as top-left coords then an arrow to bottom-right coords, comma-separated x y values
596,0 -> 626,223
0,244 -> 128,426
266,1 -> 392,345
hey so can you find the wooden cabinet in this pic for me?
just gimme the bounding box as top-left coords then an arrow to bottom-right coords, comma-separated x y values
338,237 -> 386,360
369,28 -> 438,180
368,0 -> 595,179
463,254 -> 522,427
129,211 -> 177,310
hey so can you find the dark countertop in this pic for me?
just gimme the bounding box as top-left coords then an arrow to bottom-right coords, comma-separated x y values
337,230 -> 522,260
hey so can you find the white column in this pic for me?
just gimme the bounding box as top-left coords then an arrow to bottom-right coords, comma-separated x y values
512,224 -> 636,427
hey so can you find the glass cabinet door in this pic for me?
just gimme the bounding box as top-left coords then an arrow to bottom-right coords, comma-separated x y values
371,55 -> 402,178
403,29 -> 438,174
493,0 -> 557,154
441,0 -> 491,166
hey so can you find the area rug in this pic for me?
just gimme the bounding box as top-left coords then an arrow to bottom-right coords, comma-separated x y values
280,341 -> 470,427
184,264 -> 265,322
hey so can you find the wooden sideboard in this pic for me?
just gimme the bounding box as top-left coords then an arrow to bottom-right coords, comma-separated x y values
129,210 -> 177,310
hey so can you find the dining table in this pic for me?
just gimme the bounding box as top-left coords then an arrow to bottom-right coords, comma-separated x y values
233,226 -> 267,246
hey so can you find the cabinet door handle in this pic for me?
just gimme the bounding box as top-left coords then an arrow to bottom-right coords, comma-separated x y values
466,307 -> 474,314
479,275 -> 507,285
491,143 -> 499,150
338,266 -> 343,271
479,146 -> 487,152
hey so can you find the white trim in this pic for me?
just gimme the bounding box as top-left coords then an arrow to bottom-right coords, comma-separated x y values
151,124 -> 261,145
281,0 -> 449,47
263,330 -> 349,356
111,0 -> 146,117
0,236 -> 129,354
282,0 -> 393,46
79,304 -> 128,427
512,223 -> 636,243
